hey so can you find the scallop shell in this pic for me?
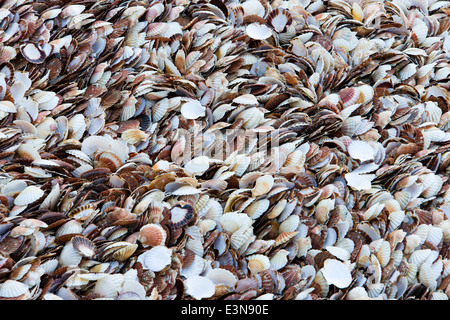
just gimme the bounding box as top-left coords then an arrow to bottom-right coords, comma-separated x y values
244,199 -> 270,219
347,140 -> 375,162
137,246 -> 172,272
233,94 -> 258,105
246,23 -> 272,40
170,204 -> 194,228
320,259 -> 352,289
55,220 -> 83,241
16,144 -> 41,161
184,156 -> 210,175
20,43 -> 46,64
230,226 -> 254,250
206,268 -> 238,288
0,100 -> 16,113
121,128 -> 149,145
185,276 -> 216,300
269,249 -> 289,270
71,236 -> 97,258
267,8 -> 291,33
220,211 -> 253,234
111,243 -> 138,262
247,254 -> 271,274
14,186 -> 44,206
180,100 -> 205,120
93,274 -> 124,299
278,215 -> 300,234
251,175 -> 274,197
339,87 -> 360,108
0,280 -> 29,299
181,254 -> 206,278
59,242 -> 83,267
138,223 -> 167,247
325,246 -> 351,261
356,85 -> 374,104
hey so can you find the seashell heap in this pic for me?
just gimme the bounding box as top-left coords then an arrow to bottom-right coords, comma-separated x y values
0,0 -> 449,301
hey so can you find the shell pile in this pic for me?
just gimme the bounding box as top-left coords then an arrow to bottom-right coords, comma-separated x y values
0,0 -> 450,301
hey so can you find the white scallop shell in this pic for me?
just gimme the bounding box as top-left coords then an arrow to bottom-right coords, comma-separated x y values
184,156 -> 210,175
206,268 -> 238,288
185,275 -> 216,300
321,259 -> 352,289
220,211 -> 253,234
180,100 -> 205,119
241,0 -> 265,17
375,240 -> 391,268
269,249 -> 289,270
137,246 -> 172,272
81,135 -> 110,157
325,246 -> 351,261
1,180 -> 27,197
120,279 -> 147,300
14,185 -> 44,206
426,226 -> 443,247
56,220 -> 83,238
230,226 -> 254,250
278,214 -> 300,233
347,140 -> 375,162
345,172 -> 374,191
236,107 -> 264,129
244,199 -> 270,219
419,261 -> 442,289
93,274 -> 124,299
180,254 -> 206,278
233,94 -> 258,105
0,280 -> 29,298
59,242 -> 83,267
409,249 -> 433,267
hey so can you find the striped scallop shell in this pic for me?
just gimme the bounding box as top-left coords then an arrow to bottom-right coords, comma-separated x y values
138,223 -> 167,247
71,236 -> 97,258
266,8 -> 292,32
274,231 -> 298,247
170,204 -> 194,228
20,42 -> 46,64
112,243 -> 138,262
339,87 -> 360,108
